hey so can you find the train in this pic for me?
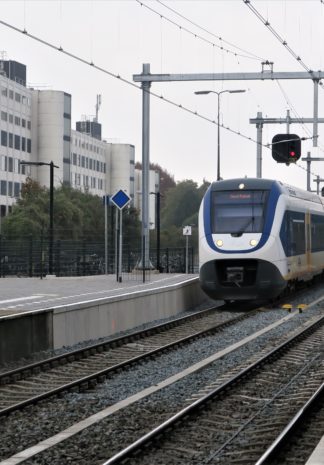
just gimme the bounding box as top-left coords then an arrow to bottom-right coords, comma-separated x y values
199,178 -> 324,302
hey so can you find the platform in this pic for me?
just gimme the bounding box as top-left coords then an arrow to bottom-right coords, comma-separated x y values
0,273 -> 209,363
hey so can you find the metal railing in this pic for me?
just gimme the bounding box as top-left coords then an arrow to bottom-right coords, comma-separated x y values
0,236 -> 197,278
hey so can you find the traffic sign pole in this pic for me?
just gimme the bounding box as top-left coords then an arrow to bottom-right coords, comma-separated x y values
110,190 -> 131,283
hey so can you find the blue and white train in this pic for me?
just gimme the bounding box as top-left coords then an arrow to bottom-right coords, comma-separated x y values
199,178 -> 324,301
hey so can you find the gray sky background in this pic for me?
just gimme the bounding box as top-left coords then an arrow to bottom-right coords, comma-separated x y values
1,0 -> 324,190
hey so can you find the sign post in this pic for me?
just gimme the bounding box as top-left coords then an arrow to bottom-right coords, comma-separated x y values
183,225 -> 192,274
102,195 -> 110,274
110,190 -> 131,282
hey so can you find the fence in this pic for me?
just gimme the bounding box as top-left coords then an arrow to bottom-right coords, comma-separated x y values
0,236 -> 197,278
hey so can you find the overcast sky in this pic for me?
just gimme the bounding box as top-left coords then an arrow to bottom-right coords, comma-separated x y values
1,0 -> 324,190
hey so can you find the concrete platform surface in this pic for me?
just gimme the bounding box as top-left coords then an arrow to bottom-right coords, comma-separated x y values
0,273 -> 198,317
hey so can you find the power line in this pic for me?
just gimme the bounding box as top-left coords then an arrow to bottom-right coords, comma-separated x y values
155,0 -> 265,61
0,18 -> 320,181
135,0 -> 264,62
243,0 -> 320,81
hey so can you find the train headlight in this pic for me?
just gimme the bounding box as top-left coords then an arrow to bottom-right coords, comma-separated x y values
239,183 -> 245,189
216,239 -> 223,247
250,239 -> 258,247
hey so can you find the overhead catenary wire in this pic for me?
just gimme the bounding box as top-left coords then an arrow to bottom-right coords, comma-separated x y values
0,18 -> 319,181
243,0 -> 323,87
155,0 -> 265,61
135,0 -> 265,62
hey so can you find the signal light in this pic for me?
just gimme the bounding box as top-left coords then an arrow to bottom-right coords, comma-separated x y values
272,134 -> 301,164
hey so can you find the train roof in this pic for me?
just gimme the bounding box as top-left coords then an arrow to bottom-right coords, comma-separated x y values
210,178 -> 324,205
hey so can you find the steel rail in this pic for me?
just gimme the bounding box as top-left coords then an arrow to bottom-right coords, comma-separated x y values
0,304 -> 221,384
0,309 -> 257,417
103,314 -> 324,465
254,380 -> 324,465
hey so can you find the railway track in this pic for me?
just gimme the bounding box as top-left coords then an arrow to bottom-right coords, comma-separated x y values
0,305 -> 256,417
256,381 -> 324,465
103,313 -> 324,465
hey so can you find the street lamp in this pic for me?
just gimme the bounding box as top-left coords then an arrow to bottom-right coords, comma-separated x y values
149,191 -> 161,272
195,89 -> 246,181
19,161 -> 59,275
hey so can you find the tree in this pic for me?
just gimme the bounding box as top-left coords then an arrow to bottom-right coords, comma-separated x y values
161,180 -> 201,229
135,162 -> 176,209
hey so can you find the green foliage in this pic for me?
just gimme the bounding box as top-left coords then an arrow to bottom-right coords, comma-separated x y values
2,171 -> 209,250
159,178 -> 210,248
161,180 -> 200,228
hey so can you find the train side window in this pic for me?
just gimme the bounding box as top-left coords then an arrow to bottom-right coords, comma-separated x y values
311,214 -> 324,252
280,211 -> 305,256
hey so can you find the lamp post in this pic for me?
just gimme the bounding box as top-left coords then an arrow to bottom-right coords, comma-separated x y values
195,89 -> 246,181
19,161 -> 59,275
150,191 -> 161,272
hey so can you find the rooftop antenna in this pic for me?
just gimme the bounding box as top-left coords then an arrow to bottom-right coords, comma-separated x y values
94,94 -> 102,123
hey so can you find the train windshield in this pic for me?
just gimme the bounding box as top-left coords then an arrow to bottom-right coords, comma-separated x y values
211,190 -> 269,234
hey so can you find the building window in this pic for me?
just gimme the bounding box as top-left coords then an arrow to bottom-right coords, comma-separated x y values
1,87 -> 7,97
81,156 -> 85,168
1,111 -> 7,121
9,90 -> 13,99
15,92 -> 21,103
9,133 -> 13,148
27,139 -> 31,153
22,118 -> 26,128
1,130 -> 7,147
0,180 -> 7,195
73,153 -> 77,165
9,114 -> 13,123
14,182 -> 20,198
78,154 -> 80,166
8,157 -> 13,172
27,121 -> 31,130
21,137 -> 26,152
8,181 -> 13,196
89,158 -> 93,170
96,160 -> 100,171
14,116 -> 20,126
14,135 -> 20,150
86,157 -> 89,169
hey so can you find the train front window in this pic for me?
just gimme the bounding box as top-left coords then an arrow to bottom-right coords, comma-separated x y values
211,190 -> 269,234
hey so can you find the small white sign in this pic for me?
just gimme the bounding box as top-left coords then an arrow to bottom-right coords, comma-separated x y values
183,225 -> 192,236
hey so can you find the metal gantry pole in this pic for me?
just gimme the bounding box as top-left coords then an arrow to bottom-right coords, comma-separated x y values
217,94 -> 220,181
49,161 -> 54,275
104,198 -> 108,274
306,152 -> 311,192
156,192 -> 161,273
141,63 -> 151,281
256,111 -> 263,178
313,80 -> 319,147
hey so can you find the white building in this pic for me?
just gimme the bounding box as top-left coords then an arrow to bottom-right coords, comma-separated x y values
0,59 -> 144,228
